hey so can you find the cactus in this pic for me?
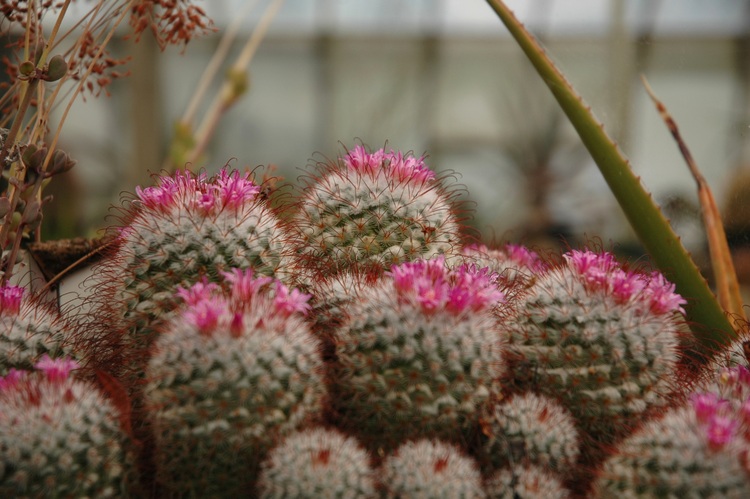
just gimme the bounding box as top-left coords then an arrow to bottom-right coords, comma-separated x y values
485,465 -> 571,499
380,439 -> 486,498
257,427 -> 375,498
90,168 -> 292,369
459,243 -> 546,289
481,392 -> 579,475
0,356 -> 135,498
593,367 -> 750,498
293,145 -> 462,278
502,249 -> 685,437
144,269 -> 325,496
0,285 -> 79,375
332,256 -> 506,448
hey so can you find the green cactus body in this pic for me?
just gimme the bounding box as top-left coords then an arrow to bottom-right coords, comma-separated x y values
593,389 -> 750,497
0,286 -> 78,375
257,427 -> 375,498
503,250 -> 683,436
144,270 -> 324,496
0,357 -> 135,498
482,392 -> 579,475
485,465 -> 571,499
294,146 -> 461,277
380,439 -> 486,498
333,257 -> 505,448
99,169 -> 291,359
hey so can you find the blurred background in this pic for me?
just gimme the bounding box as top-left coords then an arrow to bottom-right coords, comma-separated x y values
13,0 -> 750,266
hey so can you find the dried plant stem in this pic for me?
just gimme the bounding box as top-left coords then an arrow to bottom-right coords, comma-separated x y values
186,0 -> 284,166
642,76 -> 746,325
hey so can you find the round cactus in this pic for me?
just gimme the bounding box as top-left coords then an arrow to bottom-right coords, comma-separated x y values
0,285 -> 79,375
257,427 -> 375,498
0,356 -> 135,498
502,249 -> 684,437
380,439 -> 486,498
144,269 -> 325,496
293,145 -> 462,278
332,257 -> 506,447
90,168 -> 292,368
481,392 -> 579,475
485,465 -> 570,499
593,380 -> 750,497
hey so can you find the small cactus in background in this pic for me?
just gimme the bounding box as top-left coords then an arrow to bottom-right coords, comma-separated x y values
459,243 -> 546,290
144,269 -> 325,496
257,427 -> 376,498
0,285 -> 79,374
332,256 -> 506,448
485,465 -> 571,499
90,168 -> 292,369
0,356 -> 135,498
503,249 -> 685,437
380,439 -> 486,498
293,145 -> 462,278
481,392 -> 579,475
593,367 -> 750,497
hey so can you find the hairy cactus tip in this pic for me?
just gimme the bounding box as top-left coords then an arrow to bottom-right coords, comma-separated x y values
144,268 -> 325,497
0,356 -> 135,498
0,284 -> 80,375
89,167 -> 293,375
594,365 -> 750,497
332,256 -> 506,447
503,248 -> 686,439
293,144 -> 463,280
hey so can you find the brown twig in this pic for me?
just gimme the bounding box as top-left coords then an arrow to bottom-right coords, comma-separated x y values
642,75 -> 746,325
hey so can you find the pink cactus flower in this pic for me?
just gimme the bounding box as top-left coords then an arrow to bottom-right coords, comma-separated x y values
0,285 -> 23,315
273,282 -> 312,317
0,368 -> 27,391
34,355 -> 79,382
705,414 -> 737,449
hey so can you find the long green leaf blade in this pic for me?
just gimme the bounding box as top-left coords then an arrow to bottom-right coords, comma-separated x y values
486,0 -> 736,349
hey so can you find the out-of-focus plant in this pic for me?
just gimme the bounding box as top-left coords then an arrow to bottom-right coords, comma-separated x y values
0,0 -> 212,284
485,0 -> 739,351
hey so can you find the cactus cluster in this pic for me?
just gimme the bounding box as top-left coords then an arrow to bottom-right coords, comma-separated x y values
9,144 -> 750,496
90,168 -> 291,372
0,356 -> 135,498
144,269 -> 325,496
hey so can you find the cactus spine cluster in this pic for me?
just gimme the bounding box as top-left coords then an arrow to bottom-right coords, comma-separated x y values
332,256 -> 506,448
485,465 -> 571,499
143,269 -> 325,496
293,145 -> 462,277
0,285 -> 78,374
0,356 -> 135,497
503,249 -> 685,437
380,439 -> 486,498
258,427 -> 376,498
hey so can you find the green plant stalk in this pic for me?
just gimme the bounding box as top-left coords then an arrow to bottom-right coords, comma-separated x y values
485,0 -> 736,349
